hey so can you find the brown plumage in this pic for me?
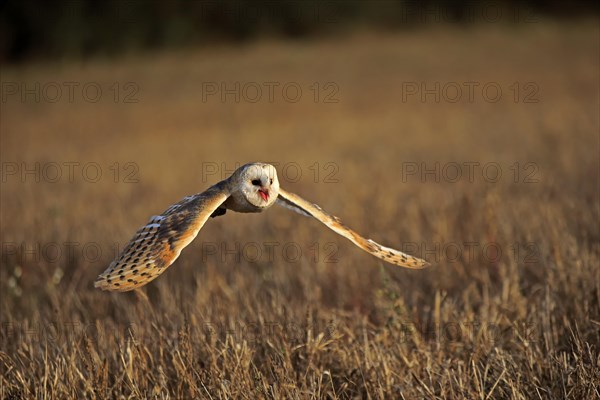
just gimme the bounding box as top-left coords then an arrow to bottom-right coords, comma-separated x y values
94,182 -> 229,291
277,188 -> 429,269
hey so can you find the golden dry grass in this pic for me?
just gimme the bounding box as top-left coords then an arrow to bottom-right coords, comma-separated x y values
1,23 -> 599,398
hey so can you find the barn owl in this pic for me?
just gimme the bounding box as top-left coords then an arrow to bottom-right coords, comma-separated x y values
95,163 -> 429,291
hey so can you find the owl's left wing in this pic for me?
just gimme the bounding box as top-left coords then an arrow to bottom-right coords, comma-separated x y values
277,188 -> 429,269
95,182 -> 230,292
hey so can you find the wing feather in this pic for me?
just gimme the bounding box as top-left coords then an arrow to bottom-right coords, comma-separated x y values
95,182 -> 230,291
277,188 -> 429,269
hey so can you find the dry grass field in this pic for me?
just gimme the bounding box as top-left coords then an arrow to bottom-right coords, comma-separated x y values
1,23 -> 599,398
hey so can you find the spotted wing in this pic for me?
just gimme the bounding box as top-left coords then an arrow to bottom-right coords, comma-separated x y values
277,188 -> 429,269
95,183 -> 230,291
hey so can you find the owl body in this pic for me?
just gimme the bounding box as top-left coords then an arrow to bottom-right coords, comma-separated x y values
95,162 -> 428,292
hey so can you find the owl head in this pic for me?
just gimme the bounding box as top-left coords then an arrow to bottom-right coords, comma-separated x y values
233,162 -> 280,208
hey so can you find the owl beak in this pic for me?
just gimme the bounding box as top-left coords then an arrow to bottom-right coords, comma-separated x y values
258,188 -> 269,201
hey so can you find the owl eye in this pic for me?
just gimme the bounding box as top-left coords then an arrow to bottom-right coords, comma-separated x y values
251,179 -> 261,186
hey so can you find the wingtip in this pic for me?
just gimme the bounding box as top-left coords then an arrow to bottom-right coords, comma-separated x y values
94,274 -> 116,291
416,255 -> 431,268
408,257 -> 430,269
94,277 -> 106,290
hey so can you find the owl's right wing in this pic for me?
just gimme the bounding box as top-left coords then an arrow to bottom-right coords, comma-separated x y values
94,182 -> 230,292
277,188 -> 429,269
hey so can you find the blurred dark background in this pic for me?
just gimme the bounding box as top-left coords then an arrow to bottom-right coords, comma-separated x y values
1,0 -> 598,63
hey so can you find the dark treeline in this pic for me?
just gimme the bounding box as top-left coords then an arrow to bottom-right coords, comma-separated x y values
1,0 -> 597,63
